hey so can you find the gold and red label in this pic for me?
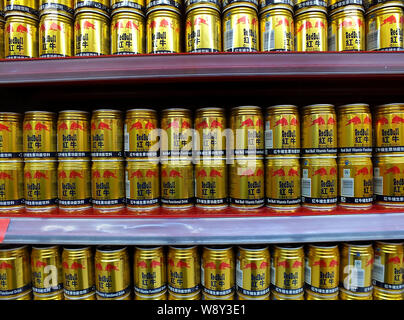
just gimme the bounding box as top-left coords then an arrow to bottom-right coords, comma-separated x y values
23,118 -> 57,158
5,17 -> 38,59
374,155 -> 404,205
39,14 -> 73,57
338,111 -> 372,153
195,160 -> 227,207
231,112 -> 264,156
111,13 -> 145,55
194,112 -> 226,157
0,161 -> 24,208
57,117 -> 90,157
0,117 -> 22,158
302,112 -> 337,154
375,109 -> 404,153
260,8 -> 294,51
160,114 -> 192,158
91,115 -> 124,158
295,13 -> 327,51
147,11 -> 181,53
265,112 -> 299,155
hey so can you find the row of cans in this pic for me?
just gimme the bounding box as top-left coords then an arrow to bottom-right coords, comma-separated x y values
0,241 -> 403,300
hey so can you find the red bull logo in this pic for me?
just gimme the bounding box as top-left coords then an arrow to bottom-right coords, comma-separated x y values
35,123 -> 49,131
297,21 -> 313,33
277,260 -> 290,268
329,259 -> 338,267
125,21 -> 139,30
329,167 -> 337,176
327,117 -> 336,125
182,121 -> 191,129
24,123 -> 33,131
240,118 -> 254,127
105,264 -> 119,271
205,262 -> 216,269
272,168 -> 285,177
381,15 -> 397,26
151,260 -> 161,267
244,262 -> 257,270
256,119 -> 263,127
41,22 -> 62,31
211,120 -> 223,128
236,16 -> 248,25
149,20 -> 157,29
194,17 -> 208,26
392,115 -> 404,124
137,261 -> 147,268
146,169 -> 157,177
16,24 -> 28,33
35,261 -> 47,268
315,20 -> 325,29
365,258 -> 374,267
0,262 -> 13,269
0,172 -> 12,180
310,116 -> 325,126
69,171 -> 83,179
58,171 -> 67,179
145,121 -> 155,129
169,170 -> 182,178
130,121 -> 143,130
288,168 -> 299,176
159,19 -> 170,28
292,261 -> 302,268
196,120 -> 209,129
186,20 -> 192,28
166,120 -> 179,129
346,116 -> 361,126
313,260 -> 327,267
97,122 -> 111,130
70,122 -> 84,130
83,21 -> 96,30
103,170 -> 117,178
161,170 -> 167,177
210,169 -> 222,177
275,118 -> 288,127
355,167 -> 369,176
240,168 -> 255,177
0,124 -> 10,132
377,117 -> 389,125
93,170 -> 101,178
24,171 -> 32,179
219,262 -> 231,270
63,261 -> 85,269
387,256 -> 401,264
176,261 -> 190,268
275,18 -> 290,28
313,168 -> 328,176
33,171 -> 48,179
113,21 -> 124,30
58,123 -> 68,130
385,166 -> 400,174
130,170 -> 143,178
197,169 -> 207,177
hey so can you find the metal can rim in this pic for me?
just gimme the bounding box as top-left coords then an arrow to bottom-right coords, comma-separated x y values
238,245 -> 269,250
59,110 -> 90,114
162,108 -> 191,112
135,245 -> 163,249
295,6 -> 328,15
0,112 -> 22,116
376,102 -> 404,108
266,156 -> 300,159
0,244 -> 28,251
195,107 -> 225,112
0,159 -> 23,163
96,245 -> 127,252
63,245 -> 92,251
329,4 -> 365,16
204,246 -> 233,250
302,103 -> 335,109
223,2 -> 259,13
39,9 -> 74,18
259,4 -> 293,14
185,2 -> 221,13
25,111 -> 57,115
126,108 -> 156,112
4,11 -> 39,20
111,7 -> 145,17
74,8 -> 111,19
366,1 -> 404,14
32,245 -> 59,249
274,244 -> 304,249
93,109 -> 122,112
266,104 -> 298,110
169,245 -> 198,249
337,103 -> 370,109
146,5 -> 181,15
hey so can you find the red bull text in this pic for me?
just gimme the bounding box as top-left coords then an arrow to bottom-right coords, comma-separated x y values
295,7 -> 328,51
0,160 -> 24,212
0,112 -> 22,158
375,103 -> 404,153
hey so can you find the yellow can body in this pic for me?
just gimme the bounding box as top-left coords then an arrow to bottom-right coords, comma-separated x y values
0,112 -> 22,158
295,8 -> 327,51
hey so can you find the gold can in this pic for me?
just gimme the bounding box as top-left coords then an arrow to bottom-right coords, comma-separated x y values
185,3 -> 222,52
338,155 -> 373,208
340,242 -> 374,297
0,19 -> 5,59
91,109 -> 124,158
374,154 -> 404,207
195,159 -> 227,209
301,155 -> 338,210
328,5 -> 365,51
339,287 -> 373,299
112,0 -> 144,11
57,110 -> 91,158
111,9 -> 145,55
134,246 -> 167,300
271,245 -> 304,300
294,0 -> 326,11
375,103 -> 404,153
92,159 -> 125,210
74,0 -> 110,14
0,245 -> 31,300
202,246 -> 235,300
31,245 -> 63,300
295,7 -> 327,51
236,246 -> 270,300
40,0 -> 74,16
125,108 -> 159,158
230,106 -> 264,156
126,160 -> 160,211
5,12 -> 38,59
74,10 -> 110,56
259,0 -> 293,10
58,159 -> 91,211
373,286 -> 404,300
223,2 -> 259,52
167,246 -> 201,299
229,158 -> 265,209
366,2 -> 404,51
259,5 -> 294,51
24,160 -> 58,211
328,0 -> 363,11
161,160 -> 194,209
306,291 -> 339,300
185,0 -> 221,7
0,160 -> 24,212
146,6 -> 181,53
265,156 -> 300,210
5,0 -> 39,15
95,246 -> 131,300
23,111 -> 57,159
146,0 -> 182,9
62,246 -> 95,300
302,104 -> 337,154
265,105 -> 299,156
0,112 -> 22,158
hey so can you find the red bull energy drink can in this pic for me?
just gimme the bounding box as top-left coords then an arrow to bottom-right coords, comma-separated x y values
31,245 -> 63,300
6,0 -> 39,15
95,246 -> 131,300
202,246 -> 235,300
74,0 -> 110,14
375,103 -> 404,153
0,160 -> 24,213
295,7 -> 328,51
134,246 -> 167,300
62,246 -> 95,300
236,246 -> 270,300
112,0 -> 144,11
0,112 -> 22,159
40,0 -> 74,16
167,246 -> 201,300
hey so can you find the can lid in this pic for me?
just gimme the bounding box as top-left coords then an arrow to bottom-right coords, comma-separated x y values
39,9 -> 74,19
266,104 -> 297,110
337,103 -> 369,109
96,245 -> 127,252
93,109 -> 122,112
4,10 -> 39,20
232,105 -> 261,110
302,103 -> 334,109
376,102 -> 404,109
135,245 -> 163,250
74,7 -> 111,19
111,7 -> 145,17
0,244 -> 28,251
275,244 -> 304,249
25,111 -> 57,115
195,107 -> 225,113
238,245 -> 269,250
266,156 -> 300,159
259,3 -> 293,14
185,1 -> 221,13
169,245 -> 197,249
162,108 -> 191,112
308,243 -> 338,249
126,108 -> 156,113
223,1 -> 258,12
59,110 -> 90,114
204,245 -> 233,250
0,159 -> 23,163
146,5 -> 181,15
32,245 -> 59,249
63,245 -> 91,251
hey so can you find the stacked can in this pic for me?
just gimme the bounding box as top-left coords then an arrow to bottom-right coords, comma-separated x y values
337,103 -> 373,209
0,1 -> 4,58
125,109 -> 160,211
74,0 -> 110,55
293,0 -> 327,51
265,105 -> 300,211
301,104 -> 337,210
374,103 -> 404,207
39,0 -> 74,57
146,0 -> 182,53
5,0 -> 39,58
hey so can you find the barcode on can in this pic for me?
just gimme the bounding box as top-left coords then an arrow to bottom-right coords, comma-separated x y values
372,255 -> 385,283
263,21 -> 275,51
124,124 -> 129,152
367,21 -> 379,50
351,260 -> 365,288
270,258 -> 276,285
301,178 -> 311,197
125,170 -> 130,199
236,259 -> 243,287
305,258 -> 311,285
265,129 -> 273,149
328,27 -> 336,51
341,178 -> 354,197
201,263 -> 205,286
224,19 -> 233,51
374,176 -> 383,195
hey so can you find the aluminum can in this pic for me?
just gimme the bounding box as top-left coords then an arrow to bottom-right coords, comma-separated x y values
328,0 -> 363,12
126,160 -> 160,210
161,159 -> 194,209
270,245 -> 304,300
295,7 -> 327,51
160,108 -> 193,159
92,159 -> 125,210
366,2 -> 404,51
31,245 -> 63,300
304,244 -> 339,299
294,0 -> 326,11
259,5 -> 294,51
338,154 -> 373,208
62,246 -> 96,300
339,287 -> 373,299
5,0 -> 39,16
236,246 -> 270,300
301,104 -> 337,154
337,103 -> 372,153
374,154 -> 404,207
58,159 -> 91,211
95,246 -> 131,300
301,155 -> 338,210
167,246 -> 201,299
40,0 -> 74,16
134,246 -> 167,300
23,111 -> 57,159
146,0 -> 182,10
146,6 -> 181,53
340,242 -> 374,298
125,108 -> 158,158
91,109 -> 124,158
306,291 -> 339,299
195,159 -> 227,209
230,106 -> 264,156
0,245 -> 31,300
74,0 -> 110,14
74,9 -> 110,56
201,246 -> 235,300
24,160 -> 58,211
223,0 -> 259,7
229,158 -> 265,209
0,160 -> 24,212
0,112 -> 22,158
111,9 -> 145,55
265,105 -> 299,155
223,2 -> 259,52
328,5 -> 365,51
185,3 -> 222,52
0,20 -> 5,59
374,103 -> 404,153
112,0 -> 144,10
265,156 -> 300,210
